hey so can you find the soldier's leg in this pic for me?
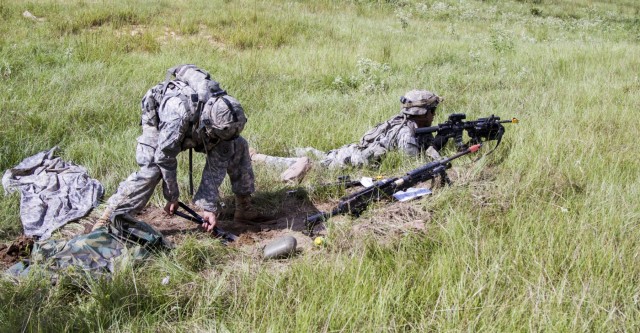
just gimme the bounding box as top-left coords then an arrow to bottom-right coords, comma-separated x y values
290,147 -> 326,159
228,138 -> 272,223
250,150 -> 299,168
103,143 -> 162,220
228,137 -> 255,197
320,144 -> 359,168
249,147 -> 313,182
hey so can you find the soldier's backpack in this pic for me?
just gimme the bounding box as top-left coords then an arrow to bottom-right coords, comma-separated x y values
164,64 -> 224,102
141,64 -> 227,127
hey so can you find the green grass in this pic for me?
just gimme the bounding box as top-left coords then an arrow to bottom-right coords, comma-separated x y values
1,0 -> 640,331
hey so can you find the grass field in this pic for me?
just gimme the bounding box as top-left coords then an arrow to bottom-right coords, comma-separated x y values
1,0 -> 640,331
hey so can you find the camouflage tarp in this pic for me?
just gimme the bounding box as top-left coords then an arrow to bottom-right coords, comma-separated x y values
5,217 -> 168,279
2,147 -> 104,239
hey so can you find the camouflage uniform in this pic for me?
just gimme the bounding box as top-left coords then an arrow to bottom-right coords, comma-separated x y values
320,114 -> 426,168
251,90 -> 443,181
319,90 -> 443,168
106,81 -> 254,219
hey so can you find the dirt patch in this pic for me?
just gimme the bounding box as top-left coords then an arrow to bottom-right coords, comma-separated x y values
0,184 -> 436,270
0,235 -> 34,270
352,202 -> 432,244
132,192 -> 328,257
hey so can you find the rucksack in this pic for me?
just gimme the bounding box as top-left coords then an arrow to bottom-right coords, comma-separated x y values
141,64 -> 227,127
164,64 -> 223,101
141,80 -> 194,127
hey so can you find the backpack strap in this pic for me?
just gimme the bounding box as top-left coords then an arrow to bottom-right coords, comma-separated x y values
162,65 -> 181,94
158,90 -> 193,118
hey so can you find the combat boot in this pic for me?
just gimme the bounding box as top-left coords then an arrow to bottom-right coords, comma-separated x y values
234,195 -> 273,224
249,148 -> 267,162
280,157 -> 312,183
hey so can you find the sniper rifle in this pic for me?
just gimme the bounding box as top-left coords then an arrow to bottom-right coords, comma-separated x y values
304,144 -> 482,235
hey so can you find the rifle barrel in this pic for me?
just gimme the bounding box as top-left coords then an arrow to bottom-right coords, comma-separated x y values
414,125 -> 439,135
394,144 -> 481,187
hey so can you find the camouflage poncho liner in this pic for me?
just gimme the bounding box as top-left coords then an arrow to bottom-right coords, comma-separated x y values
2,147 -> 104,240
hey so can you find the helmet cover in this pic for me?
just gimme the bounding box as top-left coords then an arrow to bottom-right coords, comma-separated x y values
400,90 -> 441,116
200,95 -> 247,141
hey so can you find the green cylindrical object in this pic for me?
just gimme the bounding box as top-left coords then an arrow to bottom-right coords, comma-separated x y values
263,235 -> 297,259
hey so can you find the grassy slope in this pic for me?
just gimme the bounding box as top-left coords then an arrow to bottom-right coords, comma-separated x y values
1,0 -> 639,331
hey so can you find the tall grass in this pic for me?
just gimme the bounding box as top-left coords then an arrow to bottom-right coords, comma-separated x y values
1,0 -> 639,331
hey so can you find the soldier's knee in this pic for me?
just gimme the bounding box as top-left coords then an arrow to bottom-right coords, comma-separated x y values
137,167 -> 162,180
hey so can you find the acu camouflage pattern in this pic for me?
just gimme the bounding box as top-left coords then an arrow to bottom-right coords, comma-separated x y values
320,90 -> 441,168
199,95 -> 247,141
107,80 -> 255,218
165,64 -> 222,102
321,114 -> 426,168
1,146 -> 104,239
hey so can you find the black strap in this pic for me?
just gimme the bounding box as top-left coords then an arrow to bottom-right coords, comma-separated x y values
216,96 -> 238,122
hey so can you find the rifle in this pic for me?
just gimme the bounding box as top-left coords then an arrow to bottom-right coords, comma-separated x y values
416,113 -> 518,152
304,144 -> 482,235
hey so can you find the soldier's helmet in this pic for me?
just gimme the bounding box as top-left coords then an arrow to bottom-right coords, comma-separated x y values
400,90 -> 441,116
199,95 -> 247,141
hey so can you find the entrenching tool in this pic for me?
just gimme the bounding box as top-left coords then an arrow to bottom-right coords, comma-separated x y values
173,201 -> 238,243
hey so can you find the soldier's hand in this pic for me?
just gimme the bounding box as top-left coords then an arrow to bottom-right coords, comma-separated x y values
201,211 -> 217,233
164,201 -> 179,215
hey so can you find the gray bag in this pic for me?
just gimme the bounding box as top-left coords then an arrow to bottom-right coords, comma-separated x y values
164,64 -> 225,104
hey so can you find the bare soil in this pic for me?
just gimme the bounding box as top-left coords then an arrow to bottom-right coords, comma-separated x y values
133,192 -> 328,256
0,181 -> 441,270
0,235 -> 34,269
